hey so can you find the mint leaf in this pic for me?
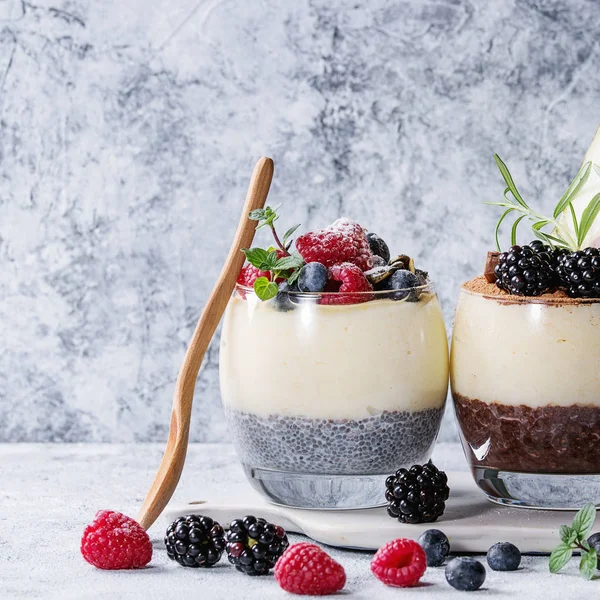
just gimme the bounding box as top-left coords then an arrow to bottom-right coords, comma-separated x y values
549,543 -> 573,573
572,503 -> 597,541
580,548 -> 597,580
282,224 -> 301,246
287,269 -> 301,286
275,256 -> 304,271
560,525 -> 576,545
248,208 -> 267,221
243,247 -> 270,268
253,277 -> 278,301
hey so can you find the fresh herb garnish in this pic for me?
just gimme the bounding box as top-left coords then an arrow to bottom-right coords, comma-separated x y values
549,503 -> 598,580
242,205 -> 304,300
487,155 -> 600,251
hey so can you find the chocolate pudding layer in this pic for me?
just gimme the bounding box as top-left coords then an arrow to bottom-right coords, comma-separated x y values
454,393 -> 600,474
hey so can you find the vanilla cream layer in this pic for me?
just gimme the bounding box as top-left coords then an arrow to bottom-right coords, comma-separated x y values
220,294 -> 449,419
451,289 -> 600,407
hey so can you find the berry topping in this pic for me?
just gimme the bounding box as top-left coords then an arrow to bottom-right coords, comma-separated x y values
320,262 -> 373,305
370,538 -> 427,588
297,262 -> 329,293
379,269 -> 422,301
418,529 -> 450,567
237,264 -> 271,287
588,532 -> 600,568
81,510 -> 152,570
556,247 -> 600,298
486,542 -> 521,571
385,460 -> 450,524
445,557 -> 486,591
371,255 -> 388,268
225,515 -> 289,576
275,542 -> 346,596
164,515 -> 225,568
273,281 -> 296,312
296,218 -> 374,271
366,232 -> 391,263
494,243 -> 556,296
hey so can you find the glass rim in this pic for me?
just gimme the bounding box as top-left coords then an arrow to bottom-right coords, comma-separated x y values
235,281 -> 435,296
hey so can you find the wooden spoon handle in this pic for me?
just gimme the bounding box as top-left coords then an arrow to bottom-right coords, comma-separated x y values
137,157 -> 274,530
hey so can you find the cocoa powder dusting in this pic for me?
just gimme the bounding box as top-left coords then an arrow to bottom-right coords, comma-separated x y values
462,276 -> 600,305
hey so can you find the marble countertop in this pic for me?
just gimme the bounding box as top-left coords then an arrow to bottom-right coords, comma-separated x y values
3,443 -> 594,599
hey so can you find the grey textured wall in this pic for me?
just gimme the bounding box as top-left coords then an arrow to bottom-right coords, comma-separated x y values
1,0 -> 599,442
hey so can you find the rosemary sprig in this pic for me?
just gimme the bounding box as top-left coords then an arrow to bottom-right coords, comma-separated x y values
487,155 -> 598,252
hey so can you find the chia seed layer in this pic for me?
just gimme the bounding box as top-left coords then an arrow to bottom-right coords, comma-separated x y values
225,406 -> 444,475
454,393 -> 600,474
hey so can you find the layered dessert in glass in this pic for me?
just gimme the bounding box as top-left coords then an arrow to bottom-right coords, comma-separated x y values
451,127 -> 600,508
220,209 -> 449,509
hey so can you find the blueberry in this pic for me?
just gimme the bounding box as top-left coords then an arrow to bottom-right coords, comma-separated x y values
445,557 -> 486,591
588,532 -> 600,568
380,269 -> 421,301
366,232 -> 391,263
273,282 -> 295,312
418,529 -> 450,567
298,262 -> 328,293
486,542 -> 521,571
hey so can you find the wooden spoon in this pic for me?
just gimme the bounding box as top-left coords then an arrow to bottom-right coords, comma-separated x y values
137,157 -> 274,530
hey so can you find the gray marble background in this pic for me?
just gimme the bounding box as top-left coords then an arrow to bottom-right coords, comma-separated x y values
1,0 -> 599,442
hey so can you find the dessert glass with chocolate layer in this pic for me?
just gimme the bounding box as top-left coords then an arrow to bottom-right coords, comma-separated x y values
220,283 -> 449,509
451,277 -> 600,508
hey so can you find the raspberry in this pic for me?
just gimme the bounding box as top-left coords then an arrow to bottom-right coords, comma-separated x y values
321,262 -> 373,305
81,510 -> 152,570
237,264 -> 271,287
296,218 -> 374,271
275,542 -> 346,596
371,538 -> 427,588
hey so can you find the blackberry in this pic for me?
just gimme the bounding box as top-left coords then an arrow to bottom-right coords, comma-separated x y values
494,242 -> 556,296
385,460 -> 450,524
164,515 -> 226,567
555,247 -> 600,298
225,515 -> 289,576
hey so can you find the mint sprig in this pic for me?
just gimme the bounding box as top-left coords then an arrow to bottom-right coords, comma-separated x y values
242,205 -> 304,300
487,155 -> 600,251
550,503 -> 598,580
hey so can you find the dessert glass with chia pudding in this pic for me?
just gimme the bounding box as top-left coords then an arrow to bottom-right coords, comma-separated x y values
451,128 -> 600,509
220,208 -> 449,509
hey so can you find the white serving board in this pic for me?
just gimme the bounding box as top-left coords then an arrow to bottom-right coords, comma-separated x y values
165,472 -> 590,553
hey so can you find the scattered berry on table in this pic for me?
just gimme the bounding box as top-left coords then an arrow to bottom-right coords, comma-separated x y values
486,541 -> 521,571
320,262 -> 373,305
494,243 -> 556,296
371,538 -> 427,588
379,269 -> 421,301
385,460 -> 450,524
366,232 -> 391,263
418,529 -> 450,567
225,515 -> 289,576
445,557 -> 486,591
297,261 -> 329,293
555,247 -> 600,298
81,510 -> 152,570
164,515 -> 225,568
275,542 -> 346,596
296,218 -> 374,271
588,532 -> 600,568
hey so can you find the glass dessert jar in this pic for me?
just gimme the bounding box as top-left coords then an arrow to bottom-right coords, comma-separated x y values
451,278 -> 600,509
220,283 -> 449,509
